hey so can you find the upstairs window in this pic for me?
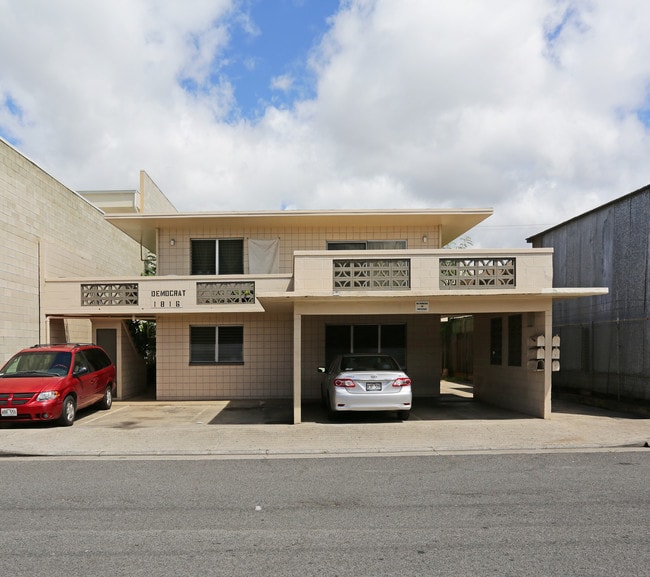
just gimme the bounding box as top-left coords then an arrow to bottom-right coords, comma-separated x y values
191,239 -> 244,275
327,240 -> 407,250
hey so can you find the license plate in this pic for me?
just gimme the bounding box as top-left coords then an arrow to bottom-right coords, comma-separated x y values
1,408 -> 17,417
366,382 -> 382,391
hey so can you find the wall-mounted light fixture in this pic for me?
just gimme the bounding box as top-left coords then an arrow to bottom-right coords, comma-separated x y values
422,235 -> 428,243
170,239 -> 176,246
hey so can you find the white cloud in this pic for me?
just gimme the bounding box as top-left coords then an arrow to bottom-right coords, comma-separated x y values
270,74 -> 294,93
1,0 -> 649,248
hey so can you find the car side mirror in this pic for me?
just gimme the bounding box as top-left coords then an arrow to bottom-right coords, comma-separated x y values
74,366 -> 89,376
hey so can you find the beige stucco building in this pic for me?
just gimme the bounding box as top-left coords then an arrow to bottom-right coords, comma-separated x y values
43,209 -> 606,423
2,137 -> 607,423
0,139 -> 173,398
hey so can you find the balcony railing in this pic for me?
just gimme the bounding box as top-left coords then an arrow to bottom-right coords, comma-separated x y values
293,249 -> 550,294
439,257 -> 516,289
197,281 -> 255,304
333,259 -> 410,290
44,249 -> 552,316
81,283 -> 139,306
81,281 -> 258,307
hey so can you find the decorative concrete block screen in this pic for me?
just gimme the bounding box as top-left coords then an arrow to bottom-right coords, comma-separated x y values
439,258 -> 516,289
197,281 -> 255,304
81,283 -> 139,306
333,259 -> 410,290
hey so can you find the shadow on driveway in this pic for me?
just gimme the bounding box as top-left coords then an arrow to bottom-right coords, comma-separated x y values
207,395 -> 532,425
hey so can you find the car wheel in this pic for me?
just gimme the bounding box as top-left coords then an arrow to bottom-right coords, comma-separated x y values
99,385 -> 113,410
58,395 -> 76,426
397,410 -> 410,421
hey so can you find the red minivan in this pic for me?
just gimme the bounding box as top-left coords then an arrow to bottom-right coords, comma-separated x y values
0,343 -> 116,426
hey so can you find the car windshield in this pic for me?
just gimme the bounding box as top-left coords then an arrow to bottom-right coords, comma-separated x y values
0,351 -> 72,377
341,355 -> 399,372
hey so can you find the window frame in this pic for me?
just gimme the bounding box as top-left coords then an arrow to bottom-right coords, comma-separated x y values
189,325 -> 244,364
190,238 -> 244,275
326,240 -> 407,250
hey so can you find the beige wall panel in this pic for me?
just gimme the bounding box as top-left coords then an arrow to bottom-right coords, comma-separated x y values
156,313 -> 293,400
139,171 -> 177,213
48,319 -> 67,345
0,140 -> 144,363
473,311 -> 550,418
64,319 -> 92,343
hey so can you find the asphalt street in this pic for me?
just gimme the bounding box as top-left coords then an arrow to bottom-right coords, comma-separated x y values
0,452 -> 648,577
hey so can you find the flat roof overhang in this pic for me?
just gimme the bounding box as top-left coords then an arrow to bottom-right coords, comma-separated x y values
256,287 -> 609,314
42,288 -> 607,318
106,208 -> 493,252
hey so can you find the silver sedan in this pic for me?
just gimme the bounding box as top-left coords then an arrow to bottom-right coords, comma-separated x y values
319,353 -> 412,420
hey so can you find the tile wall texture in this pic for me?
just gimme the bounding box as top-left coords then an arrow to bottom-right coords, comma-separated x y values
0,140 -> 144,362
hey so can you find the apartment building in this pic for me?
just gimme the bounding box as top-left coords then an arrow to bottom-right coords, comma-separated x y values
2,137 -> 607,423
41,207 -> 606,422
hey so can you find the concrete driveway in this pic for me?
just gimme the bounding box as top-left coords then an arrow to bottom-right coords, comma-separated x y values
71,381 -> 521,427
1,380 -> 647,458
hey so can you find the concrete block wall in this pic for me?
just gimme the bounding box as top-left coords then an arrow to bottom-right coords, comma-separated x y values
473,310 -> 550,418
139,171 -> 177,214
0,139 -> 144,363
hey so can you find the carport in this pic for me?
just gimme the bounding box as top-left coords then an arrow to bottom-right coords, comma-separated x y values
285,292 -> 562,425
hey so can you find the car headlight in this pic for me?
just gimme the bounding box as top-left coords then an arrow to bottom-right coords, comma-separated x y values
37,391 -> 61,401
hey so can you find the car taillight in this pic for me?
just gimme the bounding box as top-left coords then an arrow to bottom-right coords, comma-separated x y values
392,377 -> 411,388
334,378 -> 356,388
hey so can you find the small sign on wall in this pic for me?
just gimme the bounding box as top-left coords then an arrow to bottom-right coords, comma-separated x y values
415,301 -> 429,312
149,288 -> 188,309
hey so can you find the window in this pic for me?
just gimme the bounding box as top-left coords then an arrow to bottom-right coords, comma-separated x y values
353,325 -> 379,354
191,239 -> 244,275
490,318 -> 502,365
325,324 -> 406,368
507,314 -> 522,366
190,326 -> 244,363
327,240 -> 407,250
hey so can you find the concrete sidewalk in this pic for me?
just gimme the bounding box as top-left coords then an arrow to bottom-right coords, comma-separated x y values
1,394 -> 648,458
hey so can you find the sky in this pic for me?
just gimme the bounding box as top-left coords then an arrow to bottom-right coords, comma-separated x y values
1,0 -> 650,247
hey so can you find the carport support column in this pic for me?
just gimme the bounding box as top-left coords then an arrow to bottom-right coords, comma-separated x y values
293,311 -> 302,424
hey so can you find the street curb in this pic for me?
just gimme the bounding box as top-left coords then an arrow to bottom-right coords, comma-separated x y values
3,443 -> 648,460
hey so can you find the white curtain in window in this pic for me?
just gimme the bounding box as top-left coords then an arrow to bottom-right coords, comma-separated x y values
248,239 -> 279,274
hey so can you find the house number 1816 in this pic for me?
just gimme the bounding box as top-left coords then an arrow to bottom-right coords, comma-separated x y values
153,300 -> 182,308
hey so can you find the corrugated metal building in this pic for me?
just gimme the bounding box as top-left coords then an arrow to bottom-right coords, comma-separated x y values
528,184 -> 650,403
